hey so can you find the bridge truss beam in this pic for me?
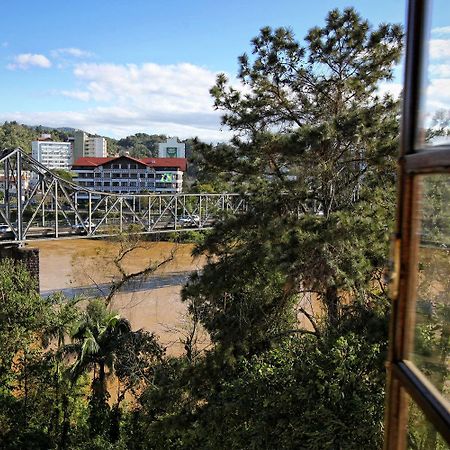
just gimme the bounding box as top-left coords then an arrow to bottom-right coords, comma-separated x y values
0,148 -> 246,244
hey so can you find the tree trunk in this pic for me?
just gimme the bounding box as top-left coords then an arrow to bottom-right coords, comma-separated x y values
59,393 -> 70,450
324,285 -> 339,328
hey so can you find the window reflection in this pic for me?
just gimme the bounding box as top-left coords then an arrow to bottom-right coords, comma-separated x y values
411,175 -> 450,400
407,394 -> 449,449
416,0 -> 450,148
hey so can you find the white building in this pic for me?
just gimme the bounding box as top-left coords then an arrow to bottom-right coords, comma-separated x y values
31,139 -> 72,170
73,131 -> 107,161
158,137 -> 185,158
72,155 -> 187,196
85,136 -> 107,157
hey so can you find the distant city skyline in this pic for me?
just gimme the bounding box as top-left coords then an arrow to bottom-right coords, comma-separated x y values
0,1 -> 447,141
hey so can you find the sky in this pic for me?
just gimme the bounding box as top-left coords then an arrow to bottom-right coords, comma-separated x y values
0,0 -> 448,142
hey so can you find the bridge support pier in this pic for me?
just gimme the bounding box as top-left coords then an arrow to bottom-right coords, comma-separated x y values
0,245 -> 40,291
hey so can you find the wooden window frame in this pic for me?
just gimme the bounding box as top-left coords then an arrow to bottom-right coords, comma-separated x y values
384,0 -> 450,448
385,0 -> 450,450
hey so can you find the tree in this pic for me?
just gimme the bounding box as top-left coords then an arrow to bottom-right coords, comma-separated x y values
52,169 -> 76,182
65,300 -> 131,434
184,8 -> 403,344
0,261 -> 87,449
116,133 -> 167,158
152,8 -> 405,448
0,121 -> 39,152
0,259 -> 50,445
42,294 -> 82,449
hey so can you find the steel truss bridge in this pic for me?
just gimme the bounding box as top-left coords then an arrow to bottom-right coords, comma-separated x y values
0,148 -> 246,244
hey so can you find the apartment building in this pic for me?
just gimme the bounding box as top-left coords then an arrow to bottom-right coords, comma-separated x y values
158,137 -> 186,158
31,138 -> 72,170
73,130 -> 107,161
71,155 -> 187,195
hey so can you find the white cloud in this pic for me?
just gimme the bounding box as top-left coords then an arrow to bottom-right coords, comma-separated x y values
0,109 -> 231,142
45,61 -> 234,141
429,63 -> 450,78
60,90 -> 91,101
69,62 -> 221,106
0,61 -> 237,141
431,26 -> 450,36
429,39 -> 450,60
51,48 -> 93,58
377,82 -> 403,98
7,53 -> 51,70
424,78 -> 450,111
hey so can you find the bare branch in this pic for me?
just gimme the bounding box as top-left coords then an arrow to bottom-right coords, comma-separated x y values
106,245 -> 177,305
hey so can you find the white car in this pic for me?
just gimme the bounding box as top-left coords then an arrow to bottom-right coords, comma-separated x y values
0,224 -> 12,233
177,215 -> 200,226
71,221 -> 95,231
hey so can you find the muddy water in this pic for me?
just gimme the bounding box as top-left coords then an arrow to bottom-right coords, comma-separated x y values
32,239 -> 207,354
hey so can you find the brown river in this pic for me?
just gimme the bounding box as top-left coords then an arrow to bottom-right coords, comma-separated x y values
32,238 -> 207,355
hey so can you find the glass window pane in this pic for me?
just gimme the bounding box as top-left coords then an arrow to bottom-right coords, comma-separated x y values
407,394 -> 449,449
411,175 -> 450,400
416,0 -> 450,149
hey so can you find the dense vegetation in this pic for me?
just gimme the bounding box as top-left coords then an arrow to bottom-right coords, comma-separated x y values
0,123 -> 73,152
0,7 -> 429,450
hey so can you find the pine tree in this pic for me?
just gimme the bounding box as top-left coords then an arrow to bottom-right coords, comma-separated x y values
184,8 -> 403,345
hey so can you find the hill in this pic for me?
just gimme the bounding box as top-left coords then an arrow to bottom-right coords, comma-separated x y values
0,122 -> 195,159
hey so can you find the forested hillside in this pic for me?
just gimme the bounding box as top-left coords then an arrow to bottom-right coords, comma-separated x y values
0,122 -> 196,159
0,122 -> 73,152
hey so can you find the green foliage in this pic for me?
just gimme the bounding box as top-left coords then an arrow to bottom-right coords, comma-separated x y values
128,304 -> 388,450
53,168 -> 76,182
184,140 -> 235,193
0,261 -> 86,449
166,230 -> 206,244
0,259 -> 46,387
116,133 -> 167,158
0,121 -> 41,152
105,137 -> 120,156
189,6 -> 402,337
159,7 -> 402,448
0,260 -> 163,449
0,122 -> 73,152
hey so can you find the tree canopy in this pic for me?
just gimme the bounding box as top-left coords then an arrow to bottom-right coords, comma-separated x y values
187,7 -> 403,340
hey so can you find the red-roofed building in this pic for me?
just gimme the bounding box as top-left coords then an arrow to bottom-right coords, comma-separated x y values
71,155 -> 187,195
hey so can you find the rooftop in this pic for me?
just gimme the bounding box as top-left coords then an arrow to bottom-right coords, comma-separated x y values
72,155 -> 187,171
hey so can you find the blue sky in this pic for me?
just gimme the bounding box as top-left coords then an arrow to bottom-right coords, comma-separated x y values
0,0 -> 448,141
